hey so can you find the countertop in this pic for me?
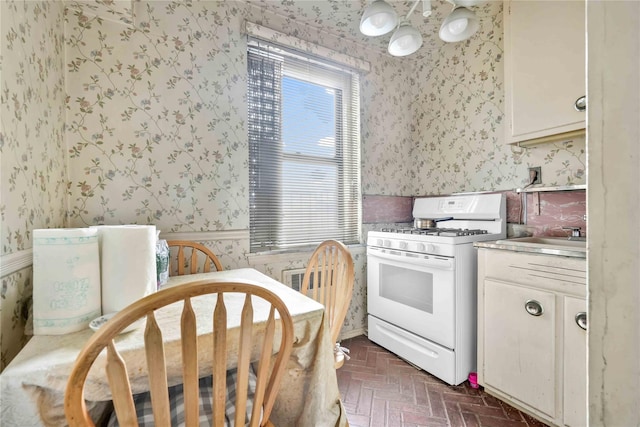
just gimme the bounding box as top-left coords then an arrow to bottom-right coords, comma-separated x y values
474,238 -> 587,259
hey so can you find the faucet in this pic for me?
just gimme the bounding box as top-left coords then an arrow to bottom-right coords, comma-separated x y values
562,226 -> 586,241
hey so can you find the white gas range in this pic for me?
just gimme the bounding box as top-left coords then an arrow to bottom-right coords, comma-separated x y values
366,193 -> 506,385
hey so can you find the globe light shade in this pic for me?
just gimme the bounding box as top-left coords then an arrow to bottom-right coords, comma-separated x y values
439,6 -> 480,42
388,23 -> 423,57
359,0 -> 398,36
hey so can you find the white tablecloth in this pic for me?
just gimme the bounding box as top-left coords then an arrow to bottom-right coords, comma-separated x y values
0,268 -> 347,426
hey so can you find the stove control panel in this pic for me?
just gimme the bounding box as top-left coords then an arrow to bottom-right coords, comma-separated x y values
417,243 -> 435,252
367,235 -> 445,256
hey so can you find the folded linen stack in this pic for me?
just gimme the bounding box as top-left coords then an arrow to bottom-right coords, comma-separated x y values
33,228 -> 102,335
91,225 -> 157,314
32,225 -> 158,335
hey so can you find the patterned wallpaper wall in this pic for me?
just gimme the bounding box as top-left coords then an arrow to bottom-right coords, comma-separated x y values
1,1 -> 67,255
0,0 -> 67,369
64,1 -> 416,231
412,1 -> 586,195
65,1 -> 249,231
0,0 -> 587,369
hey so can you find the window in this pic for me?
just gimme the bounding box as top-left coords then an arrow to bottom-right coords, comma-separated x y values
247,38 -> 361,252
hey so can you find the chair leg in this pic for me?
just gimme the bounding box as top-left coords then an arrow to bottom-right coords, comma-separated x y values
335,352 -> 345,369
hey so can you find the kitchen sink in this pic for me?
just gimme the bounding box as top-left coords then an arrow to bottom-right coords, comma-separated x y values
492,236 -> 586,257
499,237 -> 586,248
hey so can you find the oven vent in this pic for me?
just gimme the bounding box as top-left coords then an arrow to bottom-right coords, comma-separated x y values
282,268 -> 306,291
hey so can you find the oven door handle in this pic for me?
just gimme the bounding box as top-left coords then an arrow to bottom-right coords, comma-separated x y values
367,247 -> 454,270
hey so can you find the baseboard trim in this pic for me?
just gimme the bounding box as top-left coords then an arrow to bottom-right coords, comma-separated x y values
340,327 -> 366,341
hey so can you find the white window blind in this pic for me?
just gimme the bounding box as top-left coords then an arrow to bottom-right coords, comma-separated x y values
247,38 -> 361,252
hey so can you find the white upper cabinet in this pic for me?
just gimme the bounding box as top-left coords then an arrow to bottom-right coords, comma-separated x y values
504,0 -> 586,145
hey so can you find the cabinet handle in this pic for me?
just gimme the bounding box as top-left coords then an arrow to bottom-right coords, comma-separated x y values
525,299 -> 544,316
575,312 -> 587,330
574,96 -> 587,112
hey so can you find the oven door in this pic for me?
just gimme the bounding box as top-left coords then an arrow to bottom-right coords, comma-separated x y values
367,246 -> 456,349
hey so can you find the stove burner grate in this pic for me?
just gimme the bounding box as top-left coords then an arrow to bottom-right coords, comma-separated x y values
380,227 -> 489,237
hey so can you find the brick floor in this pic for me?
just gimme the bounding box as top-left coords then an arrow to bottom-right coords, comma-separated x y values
337,335 -> 549,427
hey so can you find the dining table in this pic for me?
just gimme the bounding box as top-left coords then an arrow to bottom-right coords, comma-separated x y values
0,268 -> 348,426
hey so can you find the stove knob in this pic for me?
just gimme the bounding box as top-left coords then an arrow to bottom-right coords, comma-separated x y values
377,239 -> 384,246
399,241 -> 408,250
425,243 -> 436,252
383,239 -> 391,247
417,243 -> 426,252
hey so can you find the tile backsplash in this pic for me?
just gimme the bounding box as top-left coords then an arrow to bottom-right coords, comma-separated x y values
509,190 -> 586,238
364,190 -> 587,239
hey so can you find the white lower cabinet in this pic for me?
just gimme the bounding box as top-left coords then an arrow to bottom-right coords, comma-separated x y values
563,296 -> 587,427
484,280 -> 557,418
477,248 -> 587,427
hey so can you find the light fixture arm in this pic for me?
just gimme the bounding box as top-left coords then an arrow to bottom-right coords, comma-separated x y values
422,0 -> 432,17
395,0 -> 430,28
405,0 -> 422,21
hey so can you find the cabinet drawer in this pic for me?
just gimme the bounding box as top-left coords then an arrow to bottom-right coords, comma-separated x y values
480,249 -> 586,296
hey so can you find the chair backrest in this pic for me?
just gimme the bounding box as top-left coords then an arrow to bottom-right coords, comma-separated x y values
300,240 -> 355,346
64,280 -> 294,427
167,240 -> 223,276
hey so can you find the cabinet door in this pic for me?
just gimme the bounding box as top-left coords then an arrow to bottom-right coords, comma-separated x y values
504,0 -> 586,144
483,280 -> 557,418
563,296 -> 587,427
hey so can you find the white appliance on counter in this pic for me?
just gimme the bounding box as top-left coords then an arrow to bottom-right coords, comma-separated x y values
367,193 -> 506,385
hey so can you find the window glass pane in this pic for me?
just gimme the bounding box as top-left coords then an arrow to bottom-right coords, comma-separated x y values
247,39 -> 361,252
282,76 -> 336,158
281,161 -> 339,241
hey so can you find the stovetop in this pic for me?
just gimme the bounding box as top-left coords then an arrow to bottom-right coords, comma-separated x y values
380,227 -> 490,237
368,227 -> 505,252
367,193 -> 507,250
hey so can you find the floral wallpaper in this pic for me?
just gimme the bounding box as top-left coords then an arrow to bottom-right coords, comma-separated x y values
65,1 -> 248,231
1,0 -> 67,255
0,0 -> 587,369
412,1 -> 586,195
0,0 -> 67,370
61,1 -> 411,351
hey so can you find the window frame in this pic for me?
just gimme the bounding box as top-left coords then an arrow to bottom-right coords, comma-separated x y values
247,39 -> 361,253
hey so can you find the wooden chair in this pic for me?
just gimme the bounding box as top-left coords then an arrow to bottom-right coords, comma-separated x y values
167,240 -> 223,276
64,280 -> 294,427
300,240 -> 355,369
